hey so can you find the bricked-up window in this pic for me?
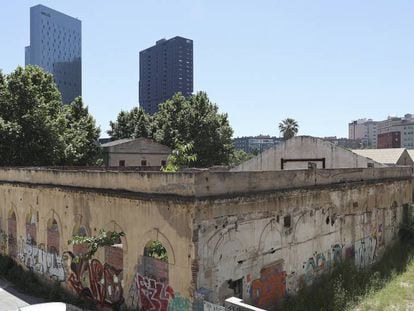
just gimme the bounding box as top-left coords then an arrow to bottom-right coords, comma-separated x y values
104,231 -> 123,271
105,244 -> 123,271
8,212 -> 17,258
73,226 -> 89,256
143,241 -> 169,283
47,218 -> 60,255
25,211 -> 37,245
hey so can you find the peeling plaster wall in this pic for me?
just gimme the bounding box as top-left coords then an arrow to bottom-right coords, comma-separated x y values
0,183 -> 195,310
0,167 -> 412,310
194,180 -> 412,310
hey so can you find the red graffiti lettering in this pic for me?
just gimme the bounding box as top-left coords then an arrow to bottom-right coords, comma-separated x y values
65,252 -> 124,309
136,273 -> 174,311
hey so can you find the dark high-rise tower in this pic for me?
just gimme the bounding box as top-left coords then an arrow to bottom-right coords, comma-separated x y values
25,4 -> 81,104
139,36 -> 193,114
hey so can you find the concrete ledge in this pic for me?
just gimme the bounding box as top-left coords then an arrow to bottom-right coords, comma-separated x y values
0,167 -> 411,198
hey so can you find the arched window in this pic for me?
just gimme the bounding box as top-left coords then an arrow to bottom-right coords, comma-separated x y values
47,218 -> 60,255
8,211 -> 17,258
25,211 -> 37,245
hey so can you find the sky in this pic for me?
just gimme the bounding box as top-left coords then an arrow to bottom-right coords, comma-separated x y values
1,1 -> 413,138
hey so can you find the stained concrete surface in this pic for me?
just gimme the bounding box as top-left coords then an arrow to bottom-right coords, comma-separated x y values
0,278 -> 44,311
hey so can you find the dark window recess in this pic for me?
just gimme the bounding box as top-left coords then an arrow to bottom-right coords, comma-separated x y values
119,160 -> 125,167
228,278 -> 243,298
284,215 -> 291,228
141,160 -> 147,166
161,160 -> 167,166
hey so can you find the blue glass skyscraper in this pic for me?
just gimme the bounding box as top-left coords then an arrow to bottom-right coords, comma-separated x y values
139,36 -> 193,114
25,4 -> 81,104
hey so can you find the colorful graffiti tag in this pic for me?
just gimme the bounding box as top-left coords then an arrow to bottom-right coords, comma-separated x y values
251,262 -> 286,309
65,251 -> 124,309
136,273 -> 175,311
167,293 -> 191,311
302,244 -> 343,285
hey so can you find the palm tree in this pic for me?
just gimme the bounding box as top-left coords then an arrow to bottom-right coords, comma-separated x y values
279,118 -> 299,140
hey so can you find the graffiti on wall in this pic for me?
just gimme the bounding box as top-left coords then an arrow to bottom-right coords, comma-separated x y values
167,293 -> 191,310
65,251 -> 124,309
18,240 -> 65,281
204,300 -> 225,311
135,273 -> 175,311
302,244 -> 343,286
354,236 -> 377,269
251,261 -> 286,309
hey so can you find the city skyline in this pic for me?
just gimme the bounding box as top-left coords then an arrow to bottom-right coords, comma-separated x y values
1,1 -> 414,137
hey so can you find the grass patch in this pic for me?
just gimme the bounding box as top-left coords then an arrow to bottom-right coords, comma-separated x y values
353,260 -> 414,310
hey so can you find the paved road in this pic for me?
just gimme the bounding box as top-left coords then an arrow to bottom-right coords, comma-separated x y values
0,279 -> 44,311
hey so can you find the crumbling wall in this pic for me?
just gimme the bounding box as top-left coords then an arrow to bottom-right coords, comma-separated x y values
0,182 -> 195,310
194,179 -> 412,310
0,167 -> 411,310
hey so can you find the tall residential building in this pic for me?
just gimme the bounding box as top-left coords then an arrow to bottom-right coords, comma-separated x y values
139,36 -> 193,114
348,119 -> 378,148
25,4 -> 81,104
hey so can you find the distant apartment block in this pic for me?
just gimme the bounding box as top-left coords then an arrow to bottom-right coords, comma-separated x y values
25,4 -> 81,104
322,137 -> 364,149
233,135 -> 283,153
139,36 -> 193,114
348,119 -> 378,148
349,114 -> 414,149
377,114 -> 414,149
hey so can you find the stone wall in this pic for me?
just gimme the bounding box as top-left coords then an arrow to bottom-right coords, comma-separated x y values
0,167 -> 412,310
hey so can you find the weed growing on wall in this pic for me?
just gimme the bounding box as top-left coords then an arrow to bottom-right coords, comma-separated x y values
278,241 -> 414,311
69,229 -> 125,261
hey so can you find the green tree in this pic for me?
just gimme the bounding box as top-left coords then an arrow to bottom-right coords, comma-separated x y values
61,97 -> 101,165
279,118 -> 299,140
161,140 -> 197,172
0,66 -> 65,166
0,65 -> 100,166
108,107 -> 153,140
154,92 -> 234,167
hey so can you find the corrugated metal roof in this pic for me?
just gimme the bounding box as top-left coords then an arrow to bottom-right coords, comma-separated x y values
351,148 -> 406,164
